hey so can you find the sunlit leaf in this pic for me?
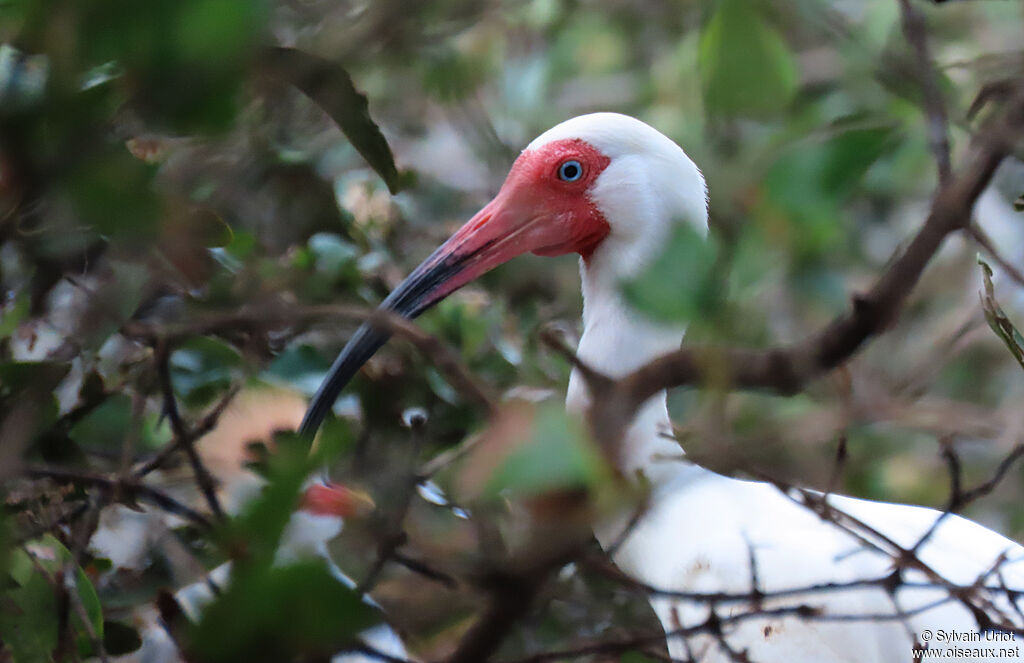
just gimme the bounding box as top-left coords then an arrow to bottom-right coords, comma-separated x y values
699,0 -> 798,117
263,47 -> 407,194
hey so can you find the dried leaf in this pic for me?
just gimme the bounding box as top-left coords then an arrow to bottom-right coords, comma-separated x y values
263,47 -> 407,194
978,257 -> 1024,371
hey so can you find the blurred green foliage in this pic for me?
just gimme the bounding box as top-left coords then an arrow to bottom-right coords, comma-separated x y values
624,223 -> 720,324
699,0 -> 797,117
485,403 -> 610,499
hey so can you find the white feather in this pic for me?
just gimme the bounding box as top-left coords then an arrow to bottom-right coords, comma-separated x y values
533,113 -> 1024,661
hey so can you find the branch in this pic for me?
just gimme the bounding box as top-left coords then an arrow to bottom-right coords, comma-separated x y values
154,339 -> 225,520
24,463 -> 214,530
444,520 -> 593,663
898,0 -> 952,183
124,303 -> 497,412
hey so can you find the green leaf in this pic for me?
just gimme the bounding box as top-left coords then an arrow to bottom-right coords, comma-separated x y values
263,47 -> 407,194
699,0 -> 798,117
485,404 -> 609,498
174,0 -> 264,66
621,223 -> 719,323
0,563 -> 57,661
170,337 -> 243,407
226,432 -> 312,565
0,361 -> 69,397
262,345 -> 331,396
188,561 -> 378,663
978,257 -> 1024,372
308,233 -> 360,282
68,392 -> 132,449
65,150 -> 160,241
762,124 -> 899,260
0,290 -> 29,339
314,417 -> 357,465
78,0 -> 267,133
0,535 -> 104,660
818,126 -> 898,198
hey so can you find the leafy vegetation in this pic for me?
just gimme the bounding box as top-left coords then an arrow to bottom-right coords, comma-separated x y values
2,0 -> 1023,661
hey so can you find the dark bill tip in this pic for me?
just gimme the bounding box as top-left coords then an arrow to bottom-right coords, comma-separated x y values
299,249 -> 465,438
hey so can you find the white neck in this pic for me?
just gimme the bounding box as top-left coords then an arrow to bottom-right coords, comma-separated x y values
567,246 -> 693,489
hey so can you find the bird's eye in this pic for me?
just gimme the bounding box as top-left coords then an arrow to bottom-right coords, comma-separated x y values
558,160 -> 583,182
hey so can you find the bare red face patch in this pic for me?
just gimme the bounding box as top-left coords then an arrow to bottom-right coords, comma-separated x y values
505,138 -> 612,260
300,482 -> 373,517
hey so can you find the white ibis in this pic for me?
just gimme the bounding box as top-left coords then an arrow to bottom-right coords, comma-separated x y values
302,113 -> 1024,661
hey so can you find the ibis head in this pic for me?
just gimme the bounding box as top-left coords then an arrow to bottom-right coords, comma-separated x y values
301,113 -> 707,436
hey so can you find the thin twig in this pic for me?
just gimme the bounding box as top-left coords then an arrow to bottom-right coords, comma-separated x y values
898,0 -> 952,183
153,340 -> 224,519
24,463 -> 213,529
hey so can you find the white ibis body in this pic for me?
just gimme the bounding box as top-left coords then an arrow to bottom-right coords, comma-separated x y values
302,113 -> 1024,661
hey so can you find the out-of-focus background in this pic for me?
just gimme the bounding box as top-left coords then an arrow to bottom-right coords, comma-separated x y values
2,0 -> 1024,661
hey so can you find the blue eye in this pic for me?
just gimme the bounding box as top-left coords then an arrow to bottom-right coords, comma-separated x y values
558,160 -> 583,182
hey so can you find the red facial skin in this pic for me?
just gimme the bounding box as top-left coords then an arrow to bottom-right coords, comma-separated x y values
295,138 -> 614,438
419,138 -> 612,303
502,138 -> 612,261
300,482 -> 368,517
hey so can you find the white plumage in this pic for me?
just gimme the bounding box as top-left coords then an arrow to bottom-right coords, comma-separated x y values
543,113 -> 1024,661
302,112 -> 1024,661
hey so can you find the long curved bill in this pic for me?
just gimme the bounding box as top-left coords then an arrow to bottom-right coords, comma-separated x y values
299,181 -> 567,437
